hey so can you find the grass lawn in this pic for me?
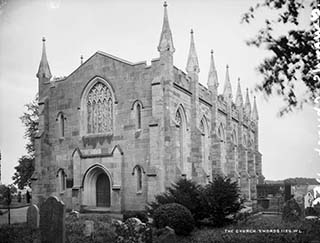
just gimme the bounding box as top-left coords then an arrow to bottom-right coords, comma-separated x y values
1,211 -> 319,243
175,214 -> 319,243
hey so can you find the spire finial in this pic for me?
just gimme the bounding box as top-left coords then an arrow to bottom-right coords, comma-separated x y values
223,64 -> 232,100
245,87 -> 252,116
207,50 -> 218,88
36,37 -> 52,80
235,77 -> 243,107
186,29 -> 199,73
158,1 -> 175,53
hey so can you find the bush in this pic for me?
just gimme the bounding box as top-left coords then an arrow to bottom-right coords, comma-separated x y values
282,198 -> 302,222
305,207 -> 319,217
123,210 -> 148,223
153,203 -> 194,235
65,214 -> 116,243
148,178 -> 205,223
202,176 -> 242,227
113,218 -> 152,243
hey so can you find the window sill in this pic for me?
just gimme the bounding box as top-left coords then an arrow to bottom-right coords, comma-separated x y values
82,133 -> 113,138
136,191 -> 143,195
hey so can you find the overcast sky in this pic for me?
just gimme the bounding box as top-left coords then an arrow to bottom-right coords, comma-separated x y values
0,0 -> 319,185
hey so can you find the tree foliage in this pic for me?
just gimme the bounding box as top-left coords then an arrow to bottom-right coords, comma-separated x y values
242,0 -> 319,115
148,176 -> 242,227
202,176 -> 242,227
12,96 -> 39,189
0,184 -> 17,205
147,178 -> 205,223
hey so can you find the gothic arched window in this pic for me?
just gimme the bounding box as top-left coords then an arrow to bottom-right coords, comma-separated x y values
132,165 -> 144,193
175,108 -> 187,176
137,166 -> 142,192
86,82 -> 113,134
217,124 -> 225,142
57,112 -> 65,138
231,129 -> 238,171
57,169 -> 66,193
200,117 -> 209,180
136,103 -> 142,129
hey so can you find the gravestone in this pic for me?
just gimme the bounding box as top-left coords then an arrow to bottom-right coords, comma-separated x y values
40,196 -> 65,243
26,204 -> 39,228
84,220 -> 94,237
156,226 -> 176,243
69,210 -> 80,219
304,192 -> 314,208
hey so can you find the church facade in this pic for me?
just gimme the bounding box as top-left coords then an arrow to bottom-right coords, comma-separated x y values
32,2 -> 264,212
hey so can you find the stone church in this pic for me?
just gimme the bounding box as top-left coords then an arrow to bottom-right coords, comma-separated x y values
32,2 -> 264,212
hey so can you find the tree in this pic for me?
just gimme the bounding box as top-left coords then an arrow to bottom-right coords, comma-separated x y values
242,0 -> 319,115
147,178 -> 205,223
202,176 -> 242,227
12,96 -> 39,189
0,184 -> 17,225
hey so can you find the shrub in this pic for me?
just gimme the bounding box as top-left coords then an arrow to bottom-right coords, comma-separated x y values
123,210 -> 148,223
153,203 -> 194,235
202,176 -> 242,227
113,218 -> 152,243
282,198 -> 302,222
305,207 -> 319,217
0,223 -> 40,243
148,178 -> 205,223
65,214 -> 116,243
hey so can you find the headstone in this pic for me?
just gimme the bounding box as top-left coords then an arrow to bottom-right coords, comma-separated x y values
27,204 -> 39,228
40,196 -> 65,243
84,220 -> 94,237
156,226 -> 176,243
305,192 -> 314,208
69,210 -> 80,219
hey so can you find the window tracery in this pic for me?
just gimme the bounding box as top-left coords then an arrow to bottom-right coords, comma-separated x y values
86,82 -> 113,134
175,110 -> 182,126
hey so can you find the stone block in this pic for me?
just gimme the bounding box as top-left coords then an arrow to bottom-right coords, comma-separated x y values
84,220 -> 94,237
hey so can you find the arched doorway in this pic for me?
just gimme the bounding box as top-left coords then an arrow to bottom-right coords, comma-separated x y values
96,173 -> 110,207
82,165 -> 112,208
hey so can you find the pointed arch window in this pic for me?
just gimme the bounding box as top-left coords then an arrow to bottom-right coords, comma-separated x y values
135,102 -> 142,130
231,129 -> 238,171
57,169 -> 66,193
57,113 -> 65,138
175,108 -> 187,176
217,123 -> 226,174
200,118 -> 209,180
86,82 -> 113,134
132,165 -> 144,193
217,124 -> 225,142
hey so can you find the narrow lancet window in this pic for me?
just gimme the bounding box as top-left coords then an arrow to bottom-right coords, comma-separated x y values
137,166 -> 142,192
136,103 -> 142,129
57,113 -> 65,138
